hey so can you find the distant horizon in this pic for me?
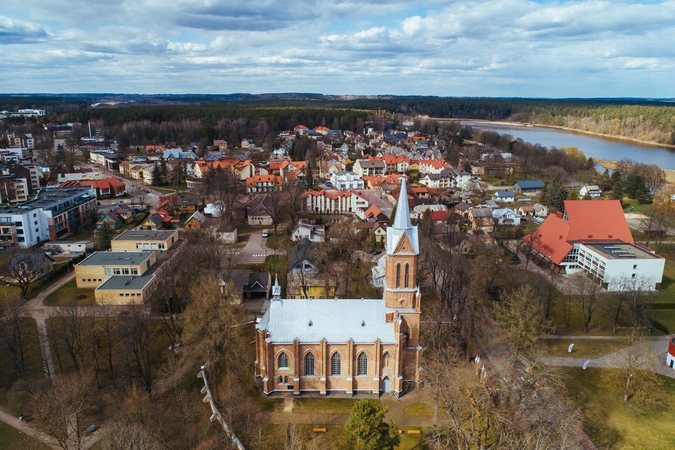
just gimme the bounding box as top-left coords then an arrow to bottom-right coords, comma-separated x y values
2,0 -> 675,97
1,93 -> 675,103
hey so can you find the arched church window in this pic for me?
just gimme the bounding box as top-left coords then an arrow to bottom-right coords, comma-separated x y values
404,263 -> 409,288
304,353 -> 315,376
383,352 -> 390,367
278,352 -> 289,368
396,264 -> 401,288
357,352 -> 368,375
331,352 -> 341,375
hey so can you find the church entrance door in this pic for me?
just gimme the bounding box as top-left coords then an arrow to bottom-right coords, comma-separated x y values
382,377 -> 390,393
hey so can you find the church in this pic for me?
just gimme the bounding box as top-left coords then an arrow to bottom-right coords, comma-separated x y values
254,179 -> 422,397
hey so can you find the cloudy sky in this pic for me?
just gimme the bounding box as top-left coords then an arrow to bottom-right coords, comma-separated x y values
1,0 -> 674,97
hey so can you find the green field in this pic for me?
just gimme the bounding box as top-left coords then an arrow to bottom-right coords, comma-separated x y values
44,278 -> 96,306
564,368 -> 675,449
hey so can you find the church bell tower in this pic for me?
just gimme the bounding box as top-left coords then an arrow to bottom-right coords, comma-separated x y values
384,178 -> 420,312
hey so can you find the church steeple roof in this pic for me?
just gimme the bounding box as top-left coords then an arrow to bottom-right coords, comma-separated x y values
386,178 -> 419,255
392,178 -> 412,230
272,273 -> 281,300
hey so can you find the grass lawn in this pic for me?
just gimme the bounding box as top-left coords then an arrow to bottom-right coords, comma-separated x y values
291,398 -> 379,415
44,279 -> 96,306
563,367 -> 675,449
0,422 -> 49,450
654,245 -> 675,303
543,338 -> 624,358
0,318 -> 48,419
404,402 -> 433,416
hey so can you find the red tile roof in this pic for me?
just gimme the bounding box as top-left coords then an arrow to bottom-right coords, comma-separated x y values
524,200 -> 632,265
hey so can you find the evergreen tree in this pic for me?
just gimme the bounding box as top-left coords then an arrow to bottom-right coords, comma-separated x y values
159,157 -> 168,186
95,226 -> 114,250
345,400 -> 400,450
610,179 -> 624,201
151,161 -> 161,186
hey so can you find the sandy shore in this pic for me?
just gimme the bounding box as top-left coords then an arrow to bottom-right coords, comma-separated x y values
446,118 -> 675,150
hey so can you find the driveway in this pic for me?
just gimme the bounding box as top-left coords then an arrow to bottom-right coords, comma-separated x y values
236,231 -> 273,264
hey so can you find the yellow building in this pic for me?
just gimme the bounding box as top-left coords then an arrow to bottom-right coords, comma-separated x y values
95,273 -> 157,304
110,230 -> 178,252
75,251 -> 156,289
255,178 -> 421,397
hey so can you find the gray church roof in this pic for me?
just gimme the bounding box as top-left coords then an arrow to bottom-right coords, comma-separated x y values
257,298 -> 396,344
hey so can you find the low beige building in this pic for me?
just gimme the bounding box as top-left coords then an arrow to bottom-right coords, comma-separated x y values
75,251 -> 156,288
110,230 -> 178,252
95,273 -> 157,304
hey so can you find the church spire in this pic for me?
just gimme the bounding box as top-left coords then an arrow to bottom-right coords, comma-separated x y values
392,177 -> 412,230
272,273 -> 281,300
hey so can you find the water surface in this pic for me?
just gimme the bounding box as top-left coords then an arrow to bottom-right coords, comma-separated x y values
460,121 -> 675,170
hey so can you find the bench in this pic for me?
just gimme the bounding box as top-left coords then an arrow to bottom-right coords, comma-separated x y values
312,428 -> 327,433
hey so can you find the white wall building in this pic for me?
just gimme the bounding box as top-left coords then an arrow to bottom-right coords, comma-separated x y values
577,242 -> 665,291
330,171 -> 364,190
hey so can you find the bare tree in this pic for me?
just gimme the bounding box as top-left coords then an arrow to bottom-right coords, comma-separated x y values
30,372 -> 94,450
0,293 -> 31,377
267,189 -> 288,235
575,275 -> 601,332
119,306 -> 155,393
208,168 -> 244,225
1,251 -> 46,298
609,333 -> 664,403
283,181 -> 305,227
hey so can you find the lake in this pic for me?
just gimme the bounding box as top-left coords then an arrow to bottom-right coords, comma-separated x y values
460,121 -> 675,170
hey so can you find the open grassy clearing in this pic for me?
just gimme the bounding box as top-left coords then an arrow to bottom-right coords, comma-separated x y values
0,421 -> 49,450
543,338 -> 624,358
44,278 -> 96,306
0,318 -> 48,418
563,367 -> 675,449
291,398 -> 379,415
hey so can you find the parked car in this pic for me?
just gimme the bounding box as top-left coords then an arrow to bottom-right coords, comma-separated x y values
262,229 -> 269,238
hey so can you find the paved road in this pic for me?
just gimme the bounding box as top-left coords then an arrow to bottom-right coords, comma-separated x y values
542,335 -> 675,378
236,231 -> 273,264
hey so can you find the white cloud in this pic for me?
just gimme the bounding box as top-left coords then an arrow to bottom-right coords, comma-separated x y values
0,0 -> 674,96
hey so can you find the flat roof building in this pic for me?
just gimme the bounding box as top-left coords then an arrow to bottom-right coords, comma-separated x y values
75,251 -> 156,289
95,273 -> 157,305
111,230 -> 178,252
0,186 -> 97,248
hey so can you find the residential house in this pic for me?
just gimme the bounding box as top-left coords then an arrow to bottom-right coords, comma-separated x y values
532,203 -> 548,218
291,219 -> 325,242
469,208 -> 495,233
246,194 -> 274,226
353,159 -> 386,177
512,180 -> 544,194
580,185 -> 602,199
96,210 -> 124,230
9,252 -> 55,281
184,211 -> 206,230
419,169 -> 471,189
158,194 -> 198,214
419,160 -> 450,175
221,270 -> 271,304
493,190 -> 515,203
330,171 -> 364,190
517,204 -> 535,217
129,164 -> 148,180
140,214 -> 164,230
246,175 -> 283,193
354,221 -> 387,243
492,208 -> 521,226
